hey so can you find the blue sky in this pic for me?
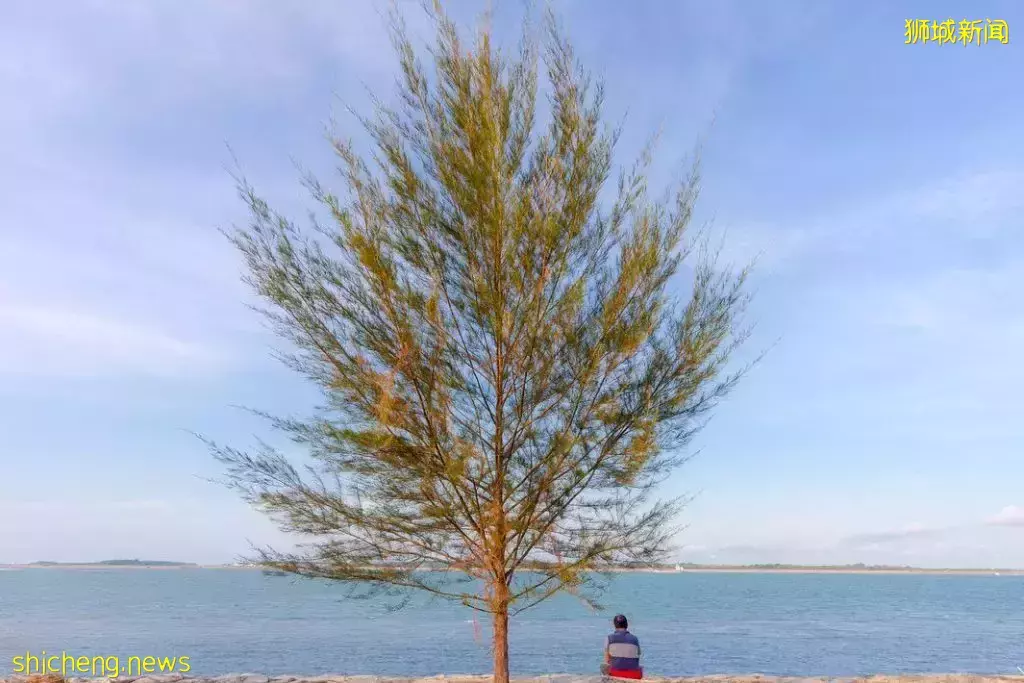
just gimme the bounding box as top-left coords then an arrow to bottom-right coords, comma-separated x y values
1,0 -> 1022,568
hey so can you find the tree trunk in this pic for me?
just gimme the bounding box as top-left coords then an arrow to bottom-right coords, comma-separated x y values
491,572 -> 511,683
492,602 -> 510,683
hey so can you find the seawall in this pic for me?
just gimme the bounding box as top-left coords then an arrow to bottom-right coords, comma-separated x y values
6,674 -> 1024,683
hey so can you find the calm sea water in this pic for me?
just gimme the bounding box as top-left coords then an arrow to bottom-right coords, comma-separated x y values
1,569 -> 1022,677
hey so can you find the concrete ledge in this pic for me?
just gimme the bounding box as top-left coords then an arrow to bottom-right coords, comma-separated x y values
5,675 -> 1024,683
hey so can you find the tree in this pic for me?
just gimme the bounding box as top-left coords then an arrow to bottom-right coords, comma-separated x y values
212,5 -> 750,682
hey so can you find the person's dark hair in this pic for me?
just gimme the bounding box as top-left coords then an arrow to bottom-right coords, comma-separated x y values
613,614 -> 628,629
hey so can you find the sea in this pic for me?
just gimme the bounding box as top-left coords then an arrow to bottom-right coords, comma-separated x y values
1,568 -> 1022,678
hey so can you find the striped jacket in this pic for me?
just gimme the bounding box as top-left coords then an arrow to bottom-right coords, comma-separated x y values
606,630 -> 641,670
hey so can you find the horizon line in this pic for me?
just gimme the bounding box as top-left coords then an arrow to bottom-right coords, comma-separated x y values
4,560 -> 1024,573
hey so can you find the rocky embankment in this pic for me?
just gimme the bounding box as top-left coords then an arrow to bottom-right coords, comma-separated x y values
6,675 -> 1024,683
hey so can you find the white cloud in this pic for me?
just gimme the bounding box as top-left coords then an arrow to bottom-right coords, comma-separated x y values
0,0 -> 414,126
679,511 -> 1024,567
841,523 -> 948,547
719,168 -> 1024,269
869,262 -> 1024,334
715,221 -> 810,270
901,169 -> 1024,236
986,505 -> 1024,527
686,524 -> 1017,567
0,499 -> 173,513
0,302 -> 222,377
828,259 -> 1024,395
679,544 -> 707,554
0,1 -> 427,381
0,497 -> 294,564
0,192 -> 257,377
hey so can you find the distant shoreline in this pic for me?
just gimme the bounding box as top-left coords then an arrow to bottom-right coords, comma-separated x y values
635,567 -> 1024,575
2,563 -> 1022,575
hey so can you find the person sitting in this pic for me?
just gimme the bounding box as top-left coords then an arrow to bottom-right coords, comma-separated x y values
600,614 -> 642,679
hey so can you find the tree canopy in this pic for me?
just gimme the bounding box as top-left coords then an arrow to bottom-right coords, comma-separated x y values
211,5 -> 751,680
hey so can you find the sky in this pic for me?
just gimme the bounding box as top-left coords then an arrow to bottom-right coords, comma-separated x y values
1,0 -> 1022,568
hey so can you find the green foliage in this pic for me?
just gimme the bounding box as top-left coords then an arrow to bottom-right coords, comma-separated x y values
211,2 -> 749,624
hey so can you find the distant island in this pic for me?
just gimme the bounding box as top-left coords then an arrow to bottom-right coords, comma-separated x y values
1,560 -> 1020,574
640,562 -> 1023,574
25,559 -> 197,567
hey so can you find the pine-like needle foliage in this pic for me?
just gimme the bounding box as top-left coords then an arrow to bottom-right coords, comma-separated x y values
211,4 -> 749,678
